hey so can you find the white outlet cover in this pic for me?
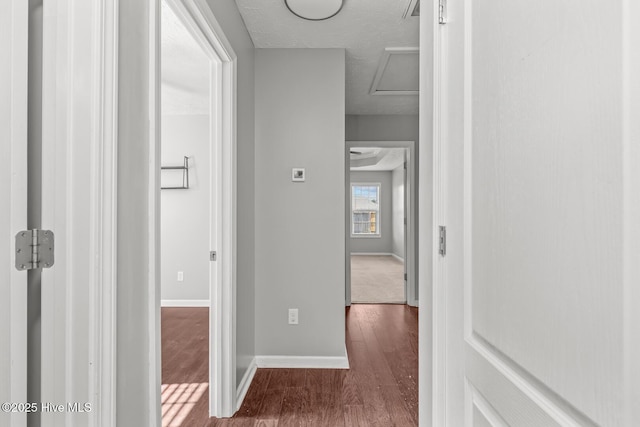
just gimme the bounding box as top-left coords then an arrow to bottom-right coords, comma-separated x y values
288,308 -> 299,324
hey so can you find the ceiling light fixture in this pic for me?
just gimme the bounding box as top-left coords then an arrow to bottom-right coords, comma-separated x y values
285,0 -> 344,21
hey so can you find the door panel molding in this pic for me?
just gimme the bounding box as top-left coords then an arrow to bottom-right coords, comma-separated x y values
467,382 -> 509,427
467,334 -> 597,426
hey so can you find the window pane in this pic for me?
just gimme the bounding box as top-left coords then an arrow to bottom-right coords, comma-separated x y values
351,184 -> 380,235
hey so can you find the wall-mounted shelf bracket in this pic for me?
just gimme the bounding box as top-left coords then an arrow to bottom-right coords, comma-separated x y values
161,156 -> 190,190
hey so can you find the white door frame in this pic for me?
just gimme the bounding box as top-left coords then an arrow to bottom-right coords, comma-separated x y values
38,0 -> 119,425
160,0 -> 238,418
0,1 -> 28,426
345,140 -> 418,307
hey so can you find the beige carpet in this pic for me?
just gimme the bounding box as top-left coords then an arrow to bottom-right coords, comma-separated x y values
350,255 -> 405,303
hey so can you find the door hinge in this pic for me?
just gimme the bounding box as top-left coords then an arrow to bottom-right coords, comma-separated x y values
15,229 -> 55,271
404,217 -> 407,225
439,226 -> 446,256
404,273 -> 407,281
210,251 -> 217,261
439,0 -> 447,24
404,161 -> 407,170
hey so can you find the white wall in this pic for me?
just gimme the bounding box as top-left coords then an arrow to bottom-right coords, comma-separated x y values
350,171 -> 393,254
161,114 -> 210,303
391,166 -> 405,259
206,0 -> 256,388
255,48 -> 346,359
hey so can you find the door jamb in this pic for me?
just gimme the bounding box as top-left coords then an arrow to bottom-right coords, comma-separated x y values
161,0 -> 238,418
345,140 -> 418,307
1,2 -> 29,426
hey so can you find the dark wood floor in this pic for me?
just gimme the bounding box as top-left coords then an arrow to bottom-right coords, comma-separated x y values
161,304 -> 418,427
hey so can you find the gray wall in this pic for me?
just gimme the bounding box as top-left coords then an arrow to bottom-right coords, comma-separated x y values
392,166 -> 405,259
161,115 -> 210,302
206,0 -> 256,388
346,114 -> 419,142
350,171 -> 393,254
255,49 -> 346,358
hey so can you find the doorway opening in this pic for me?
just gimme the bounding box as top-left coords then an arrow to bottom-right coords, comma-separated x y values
157,0 -> 238,421
160,0 -> 211,425
345,141 -> 418,307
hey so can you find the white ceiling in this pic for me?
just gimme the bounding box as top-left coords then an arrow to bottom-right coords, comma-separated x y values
235,0 -> 419,115
350,147 -> 406,171
161,0 -> 210,115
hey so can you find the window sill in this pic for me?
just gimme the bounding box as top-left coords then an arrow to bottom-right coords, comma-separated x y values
351,234 -> 382,239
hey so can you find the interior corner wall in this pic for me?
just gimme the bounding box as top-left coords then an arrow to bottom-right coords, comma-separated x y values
350,171 -> 393,254
254,48 -> 346,358
391,166 -> 405,259
206,0 -> 256,389
161,115 -> 210,303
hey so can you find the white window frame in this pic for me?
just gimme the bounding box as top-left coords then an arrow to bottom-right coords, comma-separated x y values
351,182 -> 382,238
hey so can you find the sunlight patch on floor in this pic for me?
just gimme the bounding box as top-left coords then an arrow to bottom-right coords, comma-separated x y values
161,382 -> 208,427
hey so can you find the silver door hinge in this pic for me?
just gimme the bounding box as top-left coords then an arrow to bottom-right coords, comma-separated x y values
404,273 -> 407,281
15,229 -> 55,271
439,226 -> 446,256
210,251 -> 217,261
439,0 -> 447,24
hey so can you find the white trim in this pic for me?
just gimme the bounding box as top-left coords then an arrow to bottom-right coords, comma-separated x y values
391,253 -> 404,262
1,2 -> 28,426
235,358 -> 257,411
161,299 -> 210,307
162,0 -> 238,418
623,0 -> 640,423
256,355 -> 350,370
350,252 -> 394,256
428,0 -> 447,421
369,48 -> 420,96
93,0 -> 119,425
148,0 -> 162,424
418,0 -> 437,424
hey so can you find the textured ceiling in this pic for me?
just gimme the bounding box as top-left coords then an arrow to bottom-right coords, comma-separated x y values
161,0 -> 210,115
235,0 -> 419,115
350,147 -> 406,171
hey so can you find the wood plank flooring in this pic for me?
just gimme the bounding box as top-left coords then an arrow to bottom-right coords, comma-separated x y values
161,304 -> 418,427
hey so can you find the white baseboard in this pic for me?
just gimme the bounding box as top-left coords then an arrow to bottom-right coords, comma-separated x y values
161,299 -> 209,307
235,358 -> 257,411
256,347 -> 349,369
391,253 -> 404,262
350,252 -> 393,256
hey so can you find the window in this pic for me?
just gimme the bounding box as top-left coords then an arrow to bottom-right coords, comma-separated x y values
351,183 -> 381,236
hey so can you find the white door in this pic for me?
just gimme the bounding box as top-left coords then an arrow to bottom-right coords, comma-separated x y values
433,0 -> 640,425
0,2 -> 29,427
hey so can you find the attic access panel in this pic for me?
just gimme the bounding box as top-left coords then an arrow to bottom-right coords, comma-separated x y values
370,47 -> 419,96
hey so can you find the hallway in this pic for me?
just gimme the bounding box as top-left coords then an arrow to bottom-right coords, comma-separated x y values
162,304 -> 418,426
